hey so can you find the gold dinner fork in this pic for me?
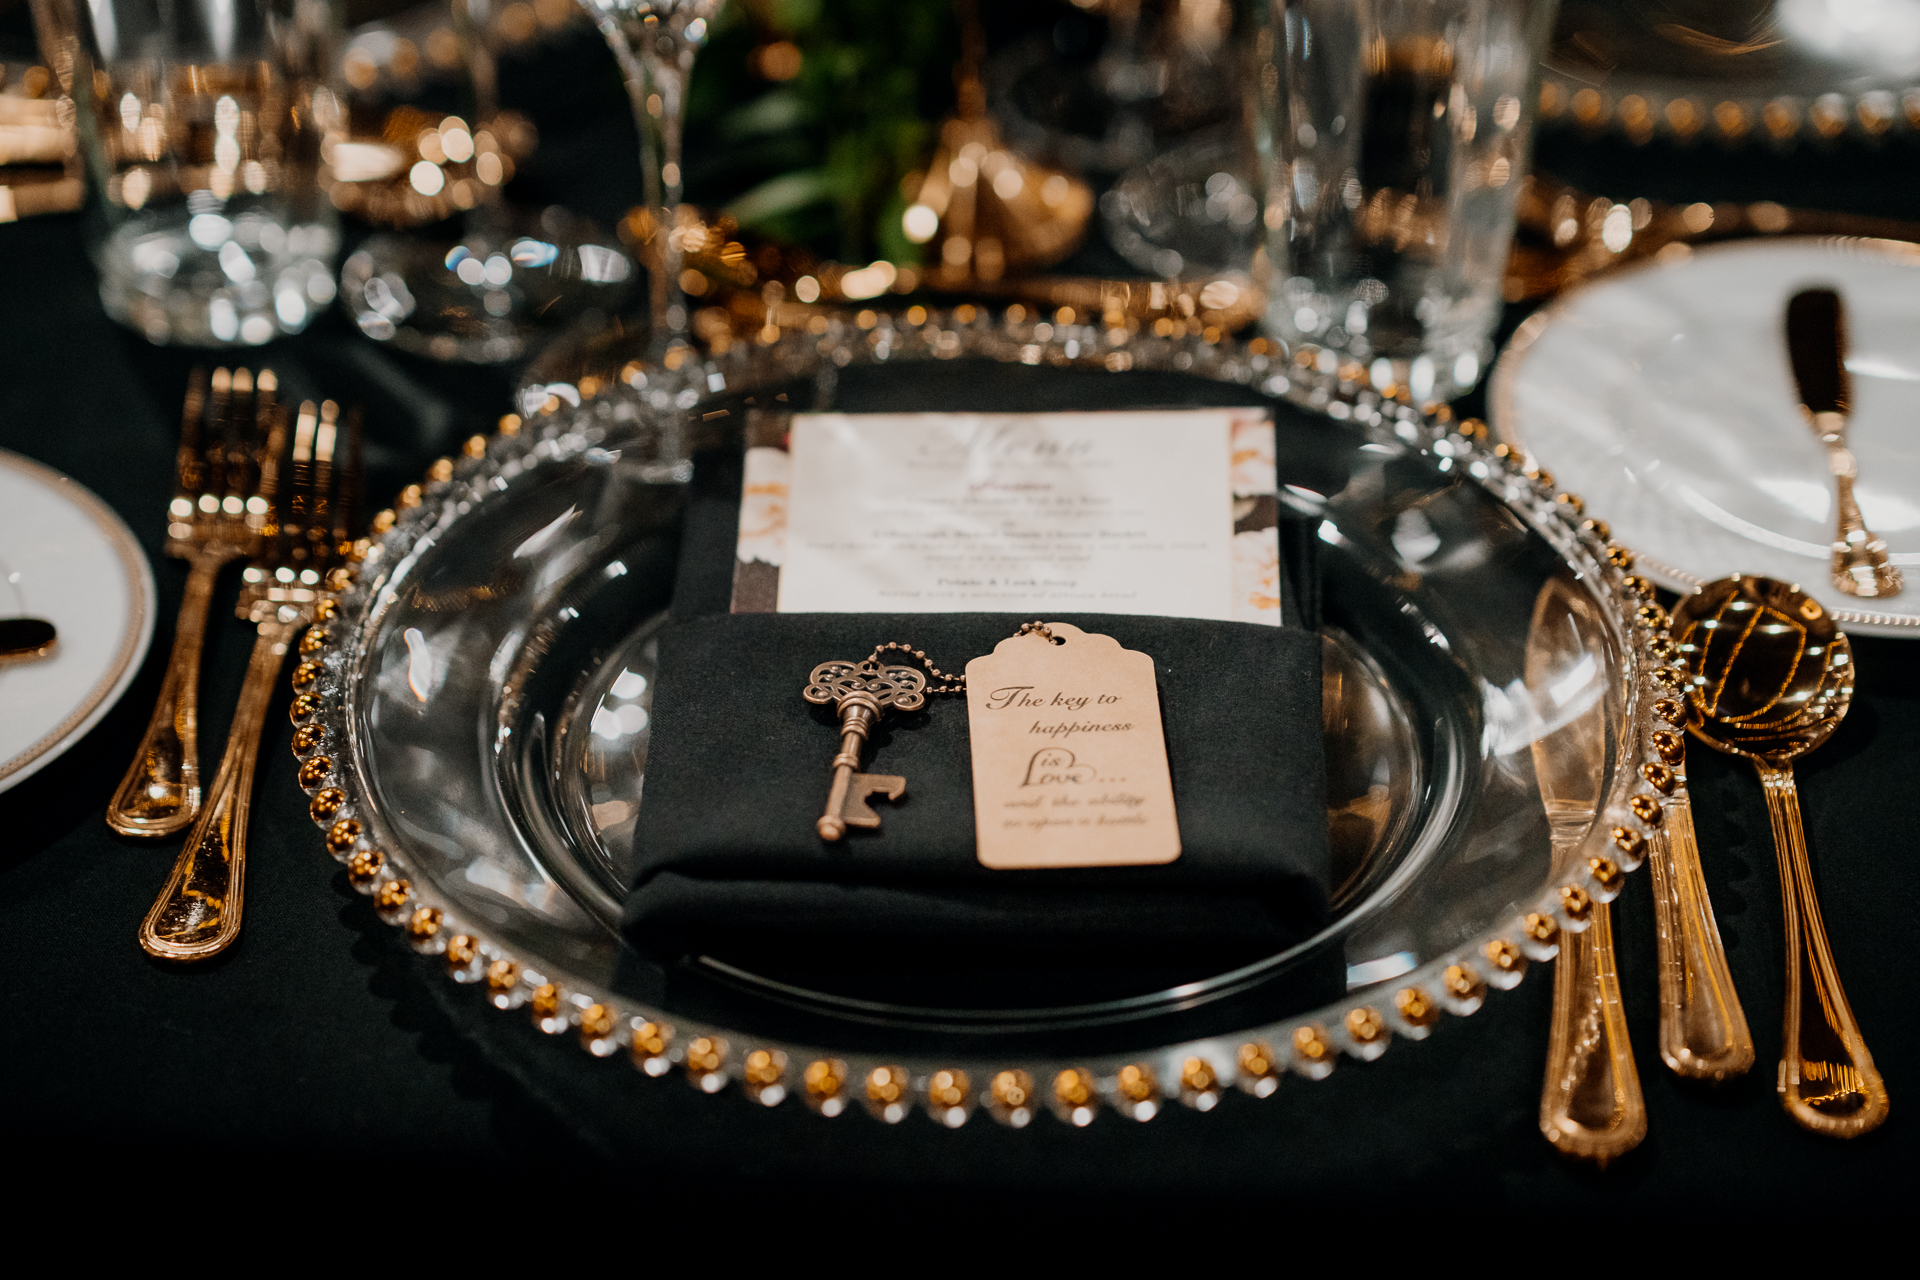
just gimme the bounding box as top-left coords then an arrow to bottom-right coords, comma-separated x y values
139,397 -> 363,961
108,368 -> 278,837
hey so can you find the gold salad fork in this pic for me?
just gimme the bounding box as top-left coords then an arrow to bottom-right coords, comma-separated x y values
140,397 -> 362,961
109,368 -> 277,837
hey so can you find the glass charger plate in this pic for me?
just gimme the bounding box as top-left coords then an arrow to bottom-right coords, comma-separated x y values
287,313 -> 1677,1128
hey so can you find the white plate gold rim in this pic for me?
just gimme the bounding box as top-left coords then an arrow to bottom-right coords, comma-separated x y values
0,449 -> 156,791
1491,234 -> 1920,637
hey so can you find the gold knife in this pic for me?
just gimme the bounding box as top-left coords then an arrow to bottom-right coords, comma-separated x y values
1530,575 -> 1646,1163
1787,288 -> 1902,599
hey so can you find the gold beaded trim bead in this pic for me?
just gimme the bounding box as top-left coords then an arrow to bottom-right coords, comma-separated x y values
989,1068 -> 1035,1123
1629,794 -> 1664,824
345,848 -> 385,889
406,906 -> 442,940
291,724 -> 325,755
1052,1068 -> 1100,1124
578,1003 -> 618,1055
631,1020 -> 673,1076
1582,518 -> 1612,541
299,626 -> 329,656
291,661 -> 322,691
865,1064 -> 910,1120
530,983 -> 564,1028
1561,884 -> 1594,922
1652,698 -> 1686,725
486,958 -> 519,994
309,788 -> 345,822
1605,543 -> 1633,569
803,1058 -> 848,1113
445,933 -> 479,968
1345,1006 -> 1386,1044
290,693 -> 322,723
1236,1040 -> 1280,1096
1442,964 -> 1486,1015
1636,604 -> 1670,631
314,597 -> 339,622
1650,728 -> 1685,763
1292,1025 -> 1335,1079
1612,826 -> 1646,859
744,1049 -> 787,1105
325,818 -> 361,856
926,1068 -> 970,1125
1641,762 -> 1677,794
1181,1056 -> 1219,1095
1589,856 -> 1626,894
1394,986 -> 1439,1028
374,878 -> 412,913
686,1036 -> 728,1090
1116,1064 -> 1158,1105
1484,939 -> 1523,974
296,755 -> 332,788
1523,912 -> 1561,958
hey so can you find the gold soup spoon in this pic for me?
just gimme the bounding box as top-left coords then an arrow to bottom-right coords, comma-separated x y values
1672,575 -> 1888,1136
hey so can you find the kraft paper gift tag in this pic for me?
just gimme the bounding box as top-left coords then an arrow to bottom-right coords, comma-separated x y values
964,622 -> 1181,870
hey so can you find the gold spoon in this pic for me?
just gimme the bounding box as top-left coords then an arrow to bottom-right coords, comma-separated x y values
1672,575 -> 1889,1137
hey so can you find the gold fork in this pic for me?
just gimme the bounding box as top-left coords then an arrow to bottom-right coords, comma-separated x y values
108,368 -> 277,837
139,397 -> 363,961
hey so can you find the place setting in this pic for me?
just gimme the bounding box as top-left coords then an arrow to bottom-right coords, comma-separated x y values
0,0 -> 1908,1194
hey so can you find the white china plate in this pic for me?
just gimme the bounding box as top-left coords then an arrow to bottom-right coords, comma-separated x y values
0,450 -> 155,791
1493,237 -> 1920,637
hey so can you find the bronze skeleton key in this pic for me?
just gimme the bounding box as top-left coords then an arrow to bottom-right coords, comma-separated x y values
803,657 -> 928,840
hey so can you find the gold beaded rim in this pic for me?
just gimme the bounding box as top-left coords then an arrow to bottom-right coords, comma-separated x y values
288,308 -> 1678,1131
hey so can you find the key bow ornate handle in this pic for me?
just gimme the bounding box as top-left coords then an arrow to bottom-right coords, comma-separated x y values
804,657 -> 927,840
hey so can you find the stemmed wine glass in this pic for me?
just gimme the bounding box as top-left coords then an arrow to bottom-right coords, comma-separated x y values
577,0 -> 723,360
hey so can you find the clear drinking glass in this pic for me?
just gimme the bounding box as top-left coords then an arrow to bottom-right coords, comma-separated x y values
32,0 -> 341,344
1256,0 -> 1557,401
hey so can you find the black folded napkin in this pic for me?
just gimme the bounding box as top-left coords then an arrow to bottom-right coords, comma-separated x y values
624,611 -> 1329,958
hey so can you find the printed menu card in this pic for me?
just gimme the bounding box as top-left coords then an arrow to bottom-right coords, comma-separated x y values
731,409 -> 1282,622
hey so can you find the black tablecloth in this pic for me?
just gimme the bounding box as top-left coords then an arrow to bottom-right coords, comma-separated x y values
3,36 -> 1916,1220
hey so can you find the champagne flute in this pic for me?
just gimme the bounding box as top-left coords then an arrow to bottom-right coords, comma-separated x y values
577,0 -> 722,359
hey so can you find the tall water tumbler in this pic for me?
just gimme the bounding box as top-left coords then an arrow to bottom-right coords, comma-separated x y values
32,0 -> 340,344
1257,0 -> 1556,402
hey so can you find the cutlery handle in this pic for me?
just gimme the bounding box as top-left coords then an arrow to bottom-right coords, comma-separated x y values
1754,760 -> 1889,1136
107,549 -> 235,837
1823,438 -> 1903,598
1649,792 -> 1755,1079
138,618 -> 296,961
1540,898 -> 1647,1163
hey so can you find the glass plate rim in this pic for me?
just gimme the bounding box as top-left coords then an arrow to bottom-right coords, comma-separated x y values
287,308 -> 1679,1128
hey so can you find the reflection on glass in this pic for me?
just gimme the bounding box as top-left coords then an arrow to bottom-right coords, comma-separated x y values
1255,0 -> 1558,401
33,0 -> 339,344
331,0 -> 633,363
